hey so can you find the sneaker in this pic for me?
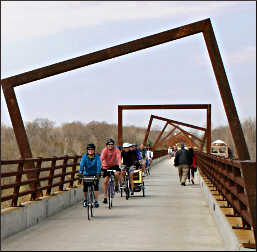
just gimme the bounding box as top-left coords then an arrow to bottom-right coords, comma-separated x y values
94,201 -> 99,208
115,185 -> 119,192
181,182 -> 186,186
83,199 -> 88,207
102,198 -> 107,204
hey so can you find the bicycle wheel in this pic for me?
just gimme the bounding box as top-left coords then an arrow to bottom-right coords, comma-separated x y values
126,177 -> 130,200
108,183 -> 112,209
87,188 -> 91,220
90,189 -> 94,217
120,184 -> 123,197
142,181 -> 145,197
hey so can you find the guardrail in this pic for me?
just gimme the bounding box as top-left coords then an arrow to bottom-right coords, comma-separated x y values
1,155 -> 82,208
196,151 -> 256,247
1,150 -> 168,209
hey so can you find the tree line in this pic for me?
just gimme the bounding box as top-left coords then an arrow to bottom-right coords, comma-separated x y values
1,117 -> 256,161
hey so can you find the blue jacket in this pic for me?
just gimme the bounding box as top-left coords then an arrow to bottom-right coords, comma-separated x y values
79,153 -> 101,176
136,148 -> 142,160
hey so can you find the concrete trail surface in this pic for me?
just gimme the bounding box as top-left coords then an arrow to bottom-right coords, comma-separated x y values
1,158 -> 224,251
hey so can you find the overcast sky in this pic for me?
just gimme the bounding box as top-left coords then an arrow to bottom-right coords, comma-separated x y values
1,1 -> 256,133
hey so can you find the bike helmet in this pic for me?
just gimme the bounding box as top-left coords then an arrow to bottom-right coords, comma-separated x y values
106,138 -> 115,145
87,143 -> 96,150
123,142 -> 131,148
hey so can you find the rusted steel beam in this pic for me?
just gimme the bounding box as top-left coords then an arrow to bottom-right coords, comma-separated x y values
2,87 -> 42,195
206,104 -> 211,153
203,20 -> 250,160
118,105 -> 123,146
152,122 -> 169,151
120,104 -> 209,110
163,131 -> 198,149
200,131 -> 206,152
117,104 -> 208,146
2,16 -> 248,164
1,19 -> 209,89
143,115 -> 154,146
158,127 -> 176,146
163,134 -> 191,148
2,87 -> 32,159
152,115 -> 206,131
168,122 -> 200,148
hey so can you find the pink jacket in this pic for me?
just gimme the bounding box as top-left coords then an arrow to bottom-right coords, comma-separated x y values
100,147 -> 121,169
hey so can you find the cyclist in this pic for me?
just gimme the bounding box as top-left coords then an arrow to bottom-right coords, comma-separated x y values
139,143 -> 147,176
100,138 -> 122,204
120,143 -> 138,195
131,144 -> 141,163
146,144 -> 153,167
79,143 -> 101,208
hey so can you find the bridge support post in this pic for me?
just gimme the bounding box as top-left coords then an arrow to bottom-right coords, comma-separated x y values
2,86 -> 42,197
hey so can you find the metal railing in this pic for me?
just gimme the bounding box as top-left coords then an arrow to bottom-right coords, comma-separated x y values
1,150 -> 168,209
196,151 -> 256,245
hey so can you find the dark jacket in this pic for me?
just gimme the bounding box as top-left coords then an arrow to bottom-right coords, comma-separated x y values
174,148 -> 192,166
122,150 -> 138,167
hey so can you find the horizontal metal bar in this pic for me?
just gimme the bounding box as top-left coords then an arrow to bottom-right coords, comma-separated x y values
119,104 -> 209,110
1,19 -> 209,88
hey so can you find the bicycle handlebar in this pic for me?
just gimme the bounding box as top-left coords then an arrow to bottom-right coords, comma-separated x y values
106,169 -> 117,172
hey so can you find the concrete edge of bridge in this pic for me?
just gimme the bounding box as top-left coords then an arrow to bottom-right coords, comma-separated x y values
1,155 -> 168,241
199,176 -> 255,251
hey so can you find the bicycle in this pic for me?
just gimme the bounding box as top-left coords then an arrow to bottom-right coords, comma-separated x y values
120,165 -> 131,200
82,175 -> 98,220
106,169 -> 116,209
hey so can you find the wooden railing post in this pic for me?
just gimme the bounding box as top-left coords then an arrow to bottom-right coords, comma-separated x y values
69,156 -> 78,188
11,161 -> 24,207
31,157 -> 43,200
46,157 -> 57,196
59,156 -> 68,191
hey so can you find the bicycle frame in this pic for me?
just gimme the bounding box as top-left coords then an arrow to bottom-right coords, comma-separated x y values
106,169 -> 116,209
83,176 -> 97,220
120,166 -> 131,200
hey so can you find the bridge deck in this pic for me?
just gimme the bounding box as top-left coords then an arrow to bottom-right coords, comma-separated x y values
1,158 -> 224,251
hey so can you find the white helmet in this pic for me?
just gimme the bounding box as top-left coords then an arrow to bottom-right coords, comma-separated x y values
123,142 -> 131,148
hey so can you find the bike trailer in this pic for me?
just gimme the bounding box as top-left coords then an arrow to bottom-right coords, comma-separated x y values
133,169 -> 143,184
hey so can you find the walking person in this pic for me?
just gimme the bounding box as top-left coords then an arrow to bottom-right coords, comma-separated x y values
174,143 -> 193,186
187,147 -> 197,184
79,143 -> 101,208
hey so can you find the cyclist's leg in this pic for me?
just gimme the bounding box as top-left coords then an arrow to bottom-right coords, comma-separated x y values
94,179 -> 99,201
141,159 -> 146,175
120,168 -> 126,183
114,165 -> 121,191
83,181 -> 89,206
129,168 -> 134,194
102,169 -> 109,203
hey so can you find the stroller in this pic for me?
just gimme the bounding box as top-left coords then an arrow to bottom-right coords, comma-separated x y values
132,168 -> 145,197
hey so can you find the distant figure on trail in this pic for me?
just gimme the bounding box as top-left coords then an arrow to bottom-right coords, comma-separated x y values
146,144 -> 153,167
168,146 -> 173,159
139,143 -> 147,176
174,143 -> 193,186
187,147 -> 197,184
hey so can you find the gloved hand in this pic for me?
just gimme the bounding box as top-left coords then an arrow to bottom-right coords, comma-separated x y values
77,173 -> 83,179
